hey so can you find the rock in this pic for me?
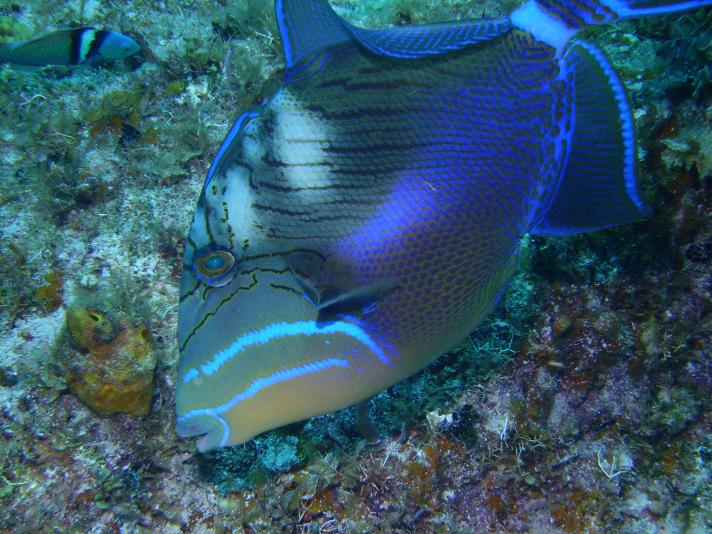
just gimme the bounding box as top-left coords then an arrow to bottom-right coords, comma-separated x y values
63,306 -> 156,416
547,393 -> 580,440
640,386 -> 701,438
0,366 -> 18,387
552,314 -> 573,337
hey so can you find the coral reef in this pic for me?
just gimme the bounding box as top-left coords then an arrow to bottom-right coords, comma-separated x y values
0,1 -> 710,532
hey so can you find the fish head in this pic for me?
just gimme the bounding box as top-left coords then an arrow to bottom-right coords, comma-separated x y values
96,30 -> 140,60
175,167 -> 392,452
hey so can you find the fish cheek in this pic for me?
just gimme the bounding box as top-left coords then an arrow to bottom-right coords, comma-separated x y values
176,272 -> 402,449
200,332 -> 397,448
219,355 -> 356,446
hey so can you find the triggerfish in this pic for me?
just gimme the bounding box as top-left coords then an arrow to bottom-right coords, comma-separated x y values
176,0 -> 712,451
0,27 -> 139,67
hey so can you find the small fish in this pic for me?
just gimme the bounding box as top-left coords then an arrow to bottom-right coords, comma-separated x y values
176,0 -> 712,451
0,27 -> 140,67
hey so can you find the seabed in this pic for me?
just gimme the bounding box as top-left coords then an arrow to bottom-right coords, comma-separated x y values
0,1 -> 710,532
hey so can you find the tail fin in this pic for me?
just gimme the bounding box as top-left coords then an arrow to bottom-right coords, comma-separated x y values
528,0 -> 712,29
0,43 -> 9,64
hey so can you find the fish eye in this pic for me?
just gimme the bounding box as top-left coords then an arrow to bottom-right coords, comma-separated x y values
192,247 -> 237,287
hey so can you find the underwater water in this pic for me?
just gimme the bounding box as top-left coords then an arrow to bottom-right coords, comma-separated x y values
0,0 -> 711,532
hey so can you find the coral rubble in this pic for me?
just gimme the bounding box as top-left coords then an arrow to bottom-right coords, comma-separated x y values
0,1 -> 709,532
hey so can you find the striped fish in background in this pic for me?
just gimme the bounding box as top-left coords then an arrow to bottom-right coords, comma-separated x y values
0,27 -> 139,67
176,0 -> 712,451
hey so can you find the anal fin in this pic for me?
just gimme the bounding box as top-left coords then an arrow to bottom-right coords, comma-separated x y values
532,40 -> 649,235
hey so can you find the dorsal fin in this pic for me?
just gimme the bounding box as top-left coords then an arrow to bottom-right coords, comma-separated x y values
275,0 -> 351,70
347,19 -> 512,59
276,0 -> 512,68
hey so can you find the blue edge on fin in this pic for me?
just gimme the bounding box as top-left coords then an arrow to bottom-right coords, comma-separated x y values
205,110 -> 260,187
276,0 -> 511,68
532,40 -> 648,235
602,0 -> 712,18
348,19 -> 512,59
213,0 -> 708,219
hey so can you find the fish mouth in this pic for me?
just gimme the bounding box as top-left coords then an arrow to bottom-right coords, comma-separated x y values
176,412 -> 228,452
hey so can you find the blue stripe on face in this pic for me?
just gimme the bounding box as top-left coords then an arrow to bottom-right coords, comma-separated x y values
178,357 -> 350,447
181,319 -> 390,384
182,368 -> 200,382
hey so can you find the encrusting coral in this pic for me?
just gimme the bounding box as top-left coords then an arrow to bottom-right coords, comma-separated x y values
63,306 -> 156,416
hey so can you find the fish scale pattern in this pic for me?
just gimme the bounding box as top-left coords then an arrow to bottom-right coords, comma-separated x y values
176,26 -> 570,450
205,30 -> 562,368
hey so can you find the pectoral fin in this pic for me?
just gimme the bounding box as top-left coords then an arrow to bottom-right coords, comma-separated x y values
316,278 -> 398,316
289,263 -> 397,322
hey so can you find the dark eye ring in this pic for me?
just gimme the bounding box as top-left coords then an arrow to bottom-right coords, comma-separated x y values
192,248 -> 236,287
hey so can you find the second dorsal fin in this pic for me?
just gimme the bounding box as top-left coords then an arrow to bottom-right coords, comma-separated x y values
347,19 -> 512,59
532,41 -> 648,235
276,0 -> 512,70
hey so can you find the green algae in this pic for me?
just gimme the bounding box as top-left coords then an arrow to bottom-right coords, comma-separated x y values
259,434 -> 304,473
0,16 -> 31,43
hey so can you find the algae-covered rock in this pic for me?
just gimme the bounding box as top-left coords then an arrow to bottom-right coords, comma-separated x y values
34,272 -> 64,313
64,306 -> 156,416
66,306 -> 116,351
0,16 -> 32,43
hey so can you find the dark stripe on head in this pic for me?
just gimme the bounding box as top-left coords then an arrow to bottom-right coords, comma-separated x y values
86,29 -> 109,62
265,230 -> 342,240
269,283 -> 304,297
179,279 -> 202,302
69,28 -> 89,64
255,180 -> 375,193
245,248 -> 327,263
